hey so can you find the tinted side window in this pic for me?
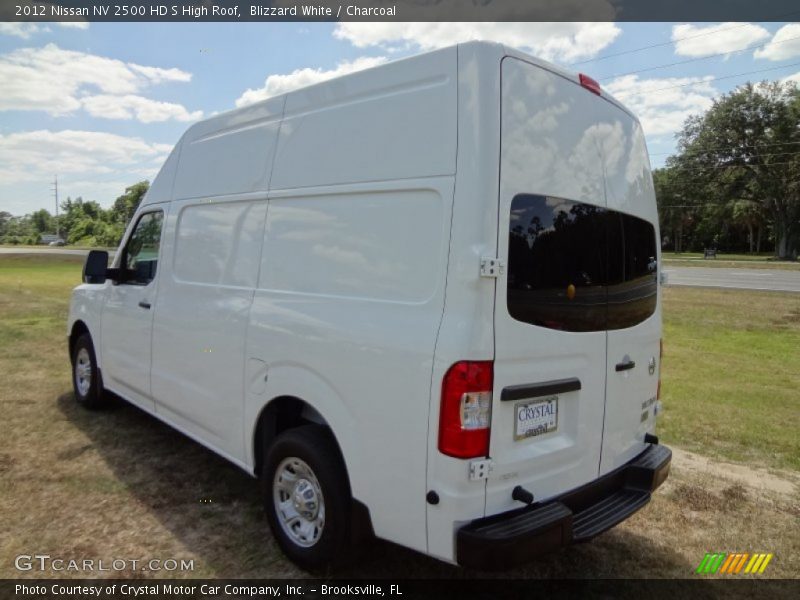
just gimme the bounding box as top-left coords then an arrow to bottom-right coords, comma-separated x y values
507,194 -> 657,332
507,195 -> 608,332
123,211 -> 163,285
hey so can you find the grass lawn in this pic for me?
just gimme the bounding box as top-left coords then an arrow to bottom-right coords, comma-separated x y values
659,287 -> 800,471
1,254 -> 798,580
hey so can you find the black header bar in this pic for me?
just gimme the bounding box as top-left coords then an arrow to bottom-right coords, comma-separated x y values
2,1 -> 799,23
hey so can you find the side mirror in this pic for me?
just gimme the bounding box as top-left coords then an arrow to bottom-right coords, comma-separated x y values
83,250 -> 109,284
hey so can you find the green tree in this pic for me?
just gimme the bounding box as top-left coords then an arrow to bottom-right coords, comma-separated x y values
0,211 -> 12,238
676,81 -> 800,258
110,181 -> 149,227
30,208 -> 54,234
732,199 -> 766,253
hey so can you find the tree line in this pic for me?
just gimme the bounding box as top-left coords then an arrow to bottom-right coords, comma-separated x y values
0,181 -> 149,247
654,81 -> 799,259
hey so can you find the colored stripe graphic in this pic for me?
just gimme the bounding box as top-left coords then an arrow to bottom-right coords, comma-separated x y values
710,553 -> 726,573
719,554 -> 737,574
696,552 -> 773,575
696,553 -> 711,574
758,554 -> 773,573
734,553 -> 749,574
697,553 -> 727,574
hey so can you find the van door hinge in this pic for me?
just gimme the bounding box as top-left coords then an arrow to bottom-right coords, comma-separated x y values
480,257 -> 505,278
468,458 -> 493,481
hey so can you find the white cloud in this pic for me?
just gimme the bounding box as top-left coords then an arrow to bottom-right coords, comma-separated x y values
0,23 -> 48,39
605,75 -> 717,136
672,22 -> 770,58
0,21 -> 87,38
81,95 -> 202,123
754,24 -> 800,61
58,21 -> 90,30
333,22 -> 621,63
0,130 -> 172,185
128,63 -> 192,84
0,44 -> 199,121
782,71 -> 800,86
235,56 -> 388,107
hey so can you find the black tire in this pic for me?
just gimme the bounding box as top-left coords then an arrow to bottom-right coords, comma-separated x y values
261,424 -> 352,570
71,333 -> 107,409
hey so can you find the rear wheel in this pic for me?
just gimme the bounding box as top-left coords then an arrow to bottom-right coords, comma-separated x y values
71,333 -> 106,409
262,425 -> 351,570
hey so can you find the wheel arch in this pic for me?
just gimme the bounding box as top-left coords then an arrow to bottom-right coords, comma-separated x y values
252,395 -> 333,478
251,394 -> 374,542
68,320 -> 91,359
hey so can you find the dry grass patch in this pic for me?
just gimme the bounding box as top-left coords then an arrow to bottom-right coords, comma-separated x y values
1,255 -> 798,582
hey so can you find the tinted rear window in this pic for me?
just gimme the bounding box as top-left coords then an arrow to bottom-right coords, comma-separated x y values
507,194 -> 657,332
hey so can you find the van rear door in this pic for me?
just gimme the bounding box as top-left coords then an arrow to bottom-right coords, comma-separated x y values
594,107 -> 661,475
486,57 -> 610,514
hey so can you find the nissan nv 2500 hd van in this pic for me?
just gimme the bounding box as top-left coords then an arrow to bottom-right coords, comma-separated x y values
69,41 -> 670,570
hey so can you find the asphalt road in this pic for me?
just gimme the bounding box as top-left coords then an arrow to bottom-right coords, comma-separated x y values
2,248 -> 798,293
0,247 -> 96,256
663,266 -> 800,293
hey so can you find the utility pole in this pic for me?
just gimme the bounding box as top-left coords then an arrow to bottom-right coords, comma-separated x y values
51,175 -> 60,240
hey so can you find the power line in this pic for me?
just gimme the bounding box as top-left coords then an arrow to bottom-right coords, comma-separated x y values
599,34 -> 800,81
656,150 -> 800,163
685,150 -> 800,161
649,140 -> 800,156
569,23 -> 757,66
634,61 -> 800,94
659,204 -> 726,208
662,159 -> 798,172
570,11 -> 800,67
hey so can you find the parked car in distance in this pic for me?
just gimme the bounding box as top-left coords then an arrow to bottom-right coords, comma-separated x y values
68,41 -> 670,570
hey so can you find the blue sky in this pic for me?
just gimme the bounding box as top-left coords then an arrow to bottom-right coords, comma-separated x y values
1,21 -> 799,215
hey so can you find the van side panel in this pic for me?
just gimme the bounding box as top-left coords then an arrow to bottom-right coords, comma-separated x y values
249,179 -> 453,553
151,196 -> 268,463
425,42 -> 504,563
246,49 -> 458,554
172,99 -> 284,201
144,143 -> 181,206
147,99 -> 283,463
271,47 -> 457,189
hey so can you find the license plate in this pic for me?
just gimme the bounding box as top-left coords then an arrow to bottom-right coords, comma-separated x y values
514,396 -> 558,440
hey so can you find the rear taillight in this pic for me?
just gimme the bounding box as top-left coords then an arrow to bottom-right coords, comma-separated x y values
579,73 -> 602,96
438,361 -> 493,459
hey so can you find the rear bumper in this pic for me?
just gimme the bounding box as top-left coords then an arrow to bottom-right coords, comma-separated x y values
456,443 -> 671,569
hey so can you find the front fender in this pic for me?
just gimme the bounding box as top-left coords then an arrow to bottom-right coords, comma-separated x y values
67,283 -> 108,365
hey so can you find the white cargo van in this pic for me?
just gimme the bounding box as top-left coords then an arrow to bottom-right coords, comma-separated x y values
68,41 -> 670,570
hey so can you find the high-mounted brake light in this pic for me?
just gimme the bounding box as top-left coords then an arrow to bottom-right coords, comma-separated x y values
438,361 -> 493,459
579,73 -> 602,96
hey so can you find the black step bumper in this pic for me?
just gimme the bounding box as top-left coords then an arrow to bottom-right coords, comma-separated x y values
456,443 -> 671,569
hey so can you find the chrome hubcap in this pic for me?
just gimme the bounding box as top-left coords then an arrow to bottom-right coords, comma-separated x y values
273,457 -> 325,547
74,348 -> 92,397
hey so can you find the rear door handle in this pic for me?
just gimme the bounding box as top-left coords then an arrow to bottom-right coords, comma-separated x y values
615,359 -> 636,372
138,301 -> 151,310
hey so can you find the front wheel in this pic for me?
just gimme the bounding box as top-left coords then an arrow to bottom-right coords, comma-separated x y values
71,333 -> 106,409
262,425 -> 352,570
